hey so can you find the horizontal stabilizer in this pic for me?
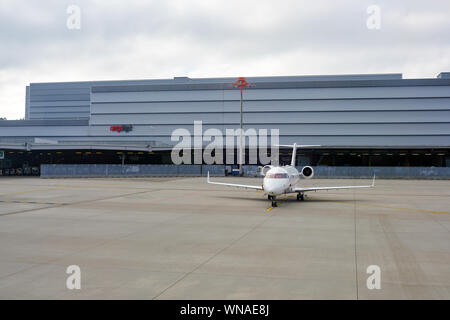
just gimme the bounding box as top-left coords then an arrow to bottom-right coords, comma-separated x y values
276,144 -> 321,148
276,143 -> 321,166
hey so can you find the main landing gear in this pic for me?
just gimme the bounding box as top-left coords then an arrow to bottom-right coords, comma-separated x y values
268,195 -> 277,207
297,193 -> 305,201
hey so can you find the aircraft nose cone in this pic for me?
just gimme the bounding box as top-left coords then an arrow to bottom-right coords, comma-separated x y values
264,180 -> 288,195
264,185 -> 276,194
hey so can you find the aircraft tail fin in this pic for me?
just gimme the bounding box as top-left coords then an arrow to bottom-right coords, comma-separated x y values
291,143 -> 297,166
276,144 -> 321,166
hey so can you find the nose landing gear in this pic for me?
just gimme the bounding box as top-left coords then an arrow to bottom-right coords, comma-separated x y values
268,195 -> 277,207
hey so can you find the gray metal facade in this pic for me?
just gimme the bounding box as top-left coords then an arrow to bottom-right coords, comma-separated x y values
2,73 -> 450,150
40,164 -> 450,179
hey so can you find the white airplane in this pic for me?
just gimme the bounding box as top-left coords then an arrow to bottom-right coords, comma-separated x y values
207,143 -> 375,207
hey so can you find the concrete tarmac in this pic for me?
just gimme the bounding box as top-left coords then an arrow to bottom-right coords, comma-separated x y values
0,177 -> 449,299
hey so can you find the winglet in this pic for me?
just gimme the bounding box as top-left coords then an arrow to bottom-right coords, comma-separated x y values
371,174 -> 376,187
207,171 -> 210,183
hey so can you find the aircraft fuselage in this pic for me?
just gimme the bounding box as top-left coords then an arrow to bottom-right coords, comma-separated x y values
263,166 -> 300,196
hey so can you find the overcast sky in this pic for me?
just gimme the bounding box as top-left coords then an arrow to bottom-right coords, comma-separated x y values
0,0 -> 449,119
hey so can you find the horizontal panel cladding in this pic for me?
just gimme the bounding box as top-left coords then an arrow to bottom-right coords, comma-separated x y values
0,119 -> 88,126
30,94 -> 90,102
18,76 -> 450,148
28,113 -> 89,120
29,82 -> 93,90
91,101 -> 224,114
0,126 -> 89,137
89,110 -> 450,125
30,112 -> 90,119
223,98 -> 450,112
91,90 -> 224,103
22,134 -> 448,147
90,113 -> 221,125
224,86 -> 450,100
30,88 -> 91,95
88,123 -> 450,136
30,101 -> 90,107
91,78 -> 449,93
30,106 -> 90,113
91,97 -> 450,114
29,78 -> 200,91
276,135 -> 450,147
65,135 -> 449,147
28,82 -> 92,120
91,86 -> 450,104
224,110 -> 450,123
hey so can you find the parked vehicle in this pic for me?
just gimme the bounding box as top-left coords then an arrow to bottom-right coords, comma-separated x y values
32,167 -> 40,176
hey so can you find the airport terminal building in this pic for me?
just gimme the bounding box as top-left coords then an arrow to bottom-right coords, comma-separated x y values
1,72 -> 450,176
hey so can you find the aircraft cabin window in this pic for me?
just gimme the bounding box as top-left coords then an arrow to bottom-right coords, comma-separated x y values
266,173 -> 288,179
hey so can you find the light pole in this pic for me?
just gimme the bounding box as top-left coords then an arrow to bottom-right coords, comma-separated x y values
232,77 -> 249,176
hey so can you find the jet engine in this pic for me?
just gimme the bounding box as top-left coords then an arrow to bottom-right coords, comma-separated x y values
300,166 -> 314,179
260,165 -> 273,176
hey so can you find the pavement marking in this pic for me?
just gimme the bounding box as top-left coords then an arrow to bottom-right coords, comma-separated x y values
47,179 -> 181,189
152,205 -> 276,300
0,187 -> 65,196
354,202 -> 449,215
0,200 -> 64,205
0,189 -> 154,217
266,200 -> 284,211
308,197 -> 449,215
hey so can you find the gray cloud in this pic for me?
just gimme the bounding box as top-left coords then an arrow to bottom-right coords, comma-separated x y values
0,0 -> 449,119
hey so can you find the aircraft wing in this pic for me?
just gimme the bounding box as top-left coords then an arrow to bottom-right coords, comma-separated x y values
294,175 -> 375,192
207,172 -> 263,190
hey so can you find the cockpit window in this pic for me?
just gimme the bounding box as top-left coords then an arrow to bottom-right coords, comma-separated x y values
266,173 -> 288,179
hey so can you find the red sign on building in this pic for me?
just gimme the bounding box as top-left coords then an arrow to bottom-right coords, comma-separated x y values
110,125 -> 133,133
